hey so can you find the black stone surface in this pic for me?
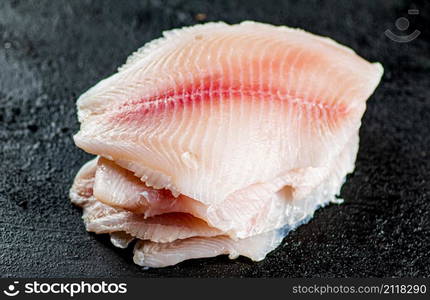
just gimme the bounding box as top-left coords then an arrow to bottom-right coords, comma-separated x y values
0,0 -> 429,278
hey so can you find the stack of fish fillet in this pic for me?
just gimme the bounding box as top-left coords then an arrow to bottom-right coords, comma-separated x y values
70,21 -> 383,268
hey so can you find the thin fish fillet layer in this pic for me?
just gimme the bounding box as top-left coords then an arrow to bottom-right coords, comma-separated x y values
70,159 -> 222,243
69,158 -> 293,264
70,21 -> 383,267
70,158 -> 315,266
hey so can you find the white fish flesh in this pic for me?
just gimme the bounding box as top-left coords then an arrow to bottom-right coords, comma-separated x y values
70,21 -> 383,267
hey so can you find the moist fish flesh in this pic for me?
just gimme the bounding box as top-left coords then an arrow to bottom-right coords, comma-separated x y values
70,21 -> 383,267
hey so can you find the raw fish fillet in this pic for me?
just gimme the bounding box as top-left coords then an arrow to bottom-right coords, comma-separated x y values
70,21 -> 383,267
70,159 -> 222,243
133,231 -> 285,268
70,157 -> 287,264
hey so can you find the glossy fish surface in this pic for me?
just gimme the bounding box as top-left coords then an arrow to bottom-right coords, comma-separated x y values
70,21 -> 383,268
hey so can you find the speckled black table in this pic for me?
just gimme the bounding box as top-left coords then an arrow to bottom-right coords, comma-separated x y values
0,0 -> 429,277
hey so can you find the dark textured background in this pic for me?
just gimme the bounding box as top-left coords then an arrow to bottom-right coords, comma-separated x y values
0,0 -> 429,278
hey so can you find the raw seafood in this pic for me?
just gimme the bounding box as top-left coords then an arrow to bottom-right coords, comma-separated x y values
70,21 -> 383,267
